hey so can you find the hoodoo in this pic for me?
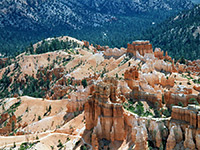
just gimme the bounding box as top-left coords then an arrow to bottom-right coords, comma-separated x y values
127,41 -> 153,57
0,37 -> 200,149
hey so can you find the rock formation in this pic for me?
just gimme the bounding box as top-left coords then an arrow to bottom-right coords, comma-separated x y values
166,126 -> 176,150
124,66 -> 140,90
0,115 -> 17,135
83,41 -> 90,48
171,105 -> 200,129
134,126 -> 148,150
196,130 -> 200,150
184,128 -> 196,149
84,77 -> 171,149
37,67 -> 65,82
67,86 -> 92,113
104,47 -> 126,59
165,89 -> 200,108
160,74 -> 175,87
85,78 -> 125,141
1,37 -> 200,149
154,48 -> 164,59
127,41 -> 153,57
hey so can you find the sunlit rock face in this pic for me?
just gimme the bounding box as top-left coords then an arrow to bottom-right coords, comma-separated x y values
1,37 -> 200,149
127,41 -> 153,57
85,78 -> 126,141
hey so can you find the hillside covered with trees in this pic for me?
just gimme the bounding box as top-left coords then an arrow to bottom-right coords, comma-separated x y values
145,4 -> 200,60
0,0 -> 194,57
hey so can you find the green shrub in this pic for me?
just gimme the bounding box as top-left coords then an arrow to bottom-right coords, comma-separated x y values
80,145 -> 87,150
57,140 -> 64,149
81,79 -> 88,88
38,116 -> 41,121
163,109 -> 171,117
162,95 -> 165,104
178,101 -> 184,107
135,101 -> 144,116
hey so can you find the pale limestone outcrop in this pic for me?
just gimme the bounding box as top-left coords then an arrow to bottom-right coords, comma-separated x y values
144,53 -> 155,60
141,71 -> 159,88
67,86 -> 92,112
166,126 -> 176,150
140,70 -> 174,89
139,76 -> 156,93
134,126 -> 148,150
141,60 -> 154,73
104,47 -> 126,58
196,131 -> 200,150
168,123 -> 183,144
175,125 -> 183,143
148,119 -> 166,148
124,111 -> 169,149
184,128 -> 196,149
156,60 -> 172,73
118,80 -> 132,96
128,116 -> 148,149
155,128 -> 162,148
160,74 -> 175,87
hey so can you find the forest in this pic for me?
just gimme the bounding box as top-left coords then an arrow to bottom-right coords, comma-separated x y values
0,5 -> 200,60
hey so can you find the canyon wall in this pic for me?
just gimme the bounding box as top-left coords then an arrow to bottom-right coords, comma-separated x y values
127,41 -> 153,57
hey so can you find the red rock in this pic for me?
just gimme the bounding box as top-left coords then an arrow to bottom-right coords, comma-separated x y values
124,66 -> 139,90
85,78 -> 125,141
83,41 -> 90,48
0,113 -> 9,125
154,48 -> 164,59
127,41 -> 153,57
